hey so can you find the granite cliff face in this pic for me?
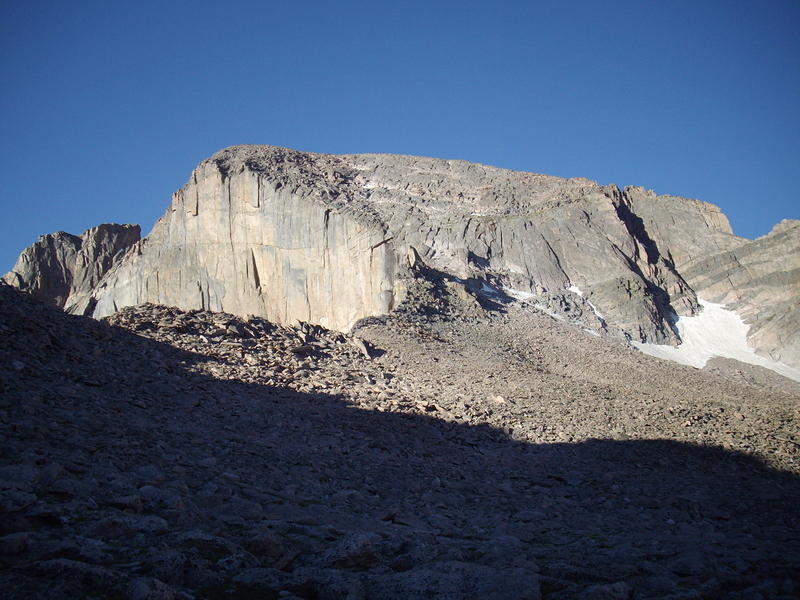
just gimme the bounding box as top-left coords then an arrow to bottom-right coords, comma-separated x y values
340,152 -> 698,343
86,154 -> 401,332
2,224 -> 140,312
4,145 -> 797,368
74,146 -> 700,341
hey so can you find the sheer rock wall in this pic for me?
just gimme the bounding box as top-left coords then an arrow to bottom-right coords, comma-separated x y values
89,158 -> 402,331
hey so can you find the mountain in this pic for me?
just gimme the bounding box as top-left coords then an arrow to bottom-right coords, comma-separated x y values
4,145 -> 799,375
2,146 -> 799,598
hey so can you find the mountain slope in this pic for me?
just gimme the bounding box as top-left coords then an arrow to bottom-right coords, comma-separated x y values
1,280 -> 799,598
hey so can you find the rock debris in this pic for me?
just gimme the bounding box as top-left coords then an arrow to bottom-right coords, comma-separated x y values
1,280 -> 799,598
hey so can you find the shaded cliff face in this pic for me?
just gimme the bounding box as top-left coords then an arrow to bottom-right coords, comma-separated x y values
2,224 -> 141,311
3,145 -> 796,367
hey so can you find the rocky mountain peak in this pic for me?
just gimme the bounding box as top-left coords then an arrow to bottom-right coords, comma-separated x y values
768,218 -> 800,236
2,147 -> 800,598
4,145 -> 798,372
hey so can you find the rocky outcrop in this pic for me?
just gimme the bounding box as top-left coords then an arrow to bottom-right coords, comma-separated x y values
3,145 -> 796,365
624,186 -> 746,270
2,224 -> 140,311
680,220 -> 800,368
622,190 -> 800,368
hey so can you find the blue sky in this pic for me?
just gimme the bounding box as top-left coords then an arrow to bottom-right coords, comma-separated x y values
1,0 -> 798,271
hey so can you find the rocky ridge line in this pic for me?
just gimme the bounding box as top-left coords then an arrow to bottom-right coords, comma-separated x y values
3,224 -> 140,312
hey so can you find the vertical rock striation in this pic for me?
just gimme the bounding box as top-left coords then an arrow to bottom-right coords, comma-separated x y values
89,151 -> 402,331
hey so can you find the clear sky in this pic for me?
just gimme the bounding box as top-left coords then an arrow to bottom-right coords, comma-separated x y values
1,0 -> 798,271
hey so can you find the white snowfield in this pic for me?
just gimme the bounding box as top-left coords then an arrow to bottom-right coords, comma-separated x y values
633,299 -> 800,383
502,286 -> 535,301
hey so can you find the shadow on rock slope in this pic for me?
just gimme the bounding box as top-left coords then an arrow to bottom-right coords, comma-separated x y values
0,283 -> 798,599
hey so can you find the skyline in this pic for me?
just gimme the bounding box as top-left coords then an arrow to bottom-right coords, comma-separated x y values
2,0 -> 798,271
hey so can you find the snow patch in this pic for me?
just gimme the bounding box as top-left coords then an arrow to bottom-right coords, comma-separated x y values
502,287 -> 536,301
633,299 -> 800,382
536,306 -> 565,321
568,285 -> 605,320
587,300 -> 605,320
567,285 -> 583,297
502,286 -> 566,321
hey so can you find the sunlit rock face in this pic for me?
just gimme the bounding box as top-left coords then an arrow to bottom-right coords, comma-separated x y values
81,145 -> 696,339
0,146 -> 743,340
88,153 -> 403,331
340,152 -> 699,343
4,145 -> 797,368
